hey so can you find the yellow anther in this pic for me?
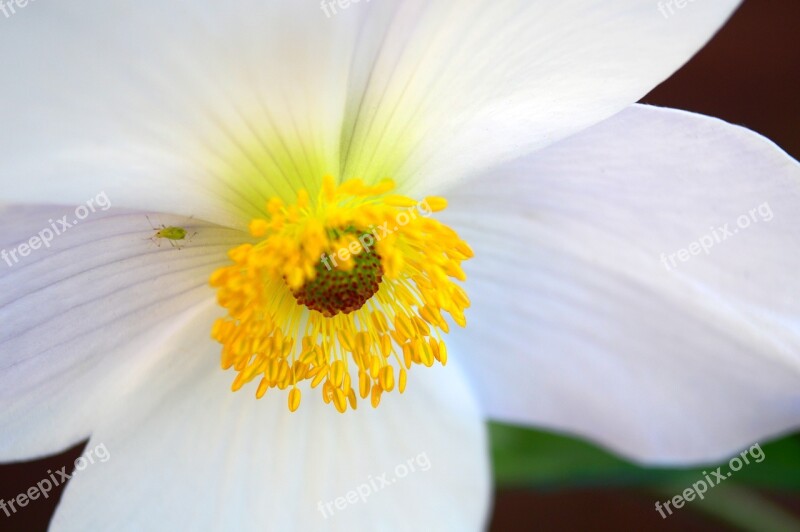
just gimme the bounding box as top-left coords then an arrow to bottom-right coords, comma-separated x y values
423,197 -> 448,212
256,378 -> 269,399
369,355 -> 381,379
347,389 -> 358,410
311,366 -> 328,388
371,384 -> 383,408
437,340 -> 448,366
379,366 -> 395,392
322,381 -> 334,404
383,195 -> 420,207
249,219 -> 269,237
330,360 -> 346,387
288,388 -> 301,412
359,371 -> 371,399
333,388 -> 347,413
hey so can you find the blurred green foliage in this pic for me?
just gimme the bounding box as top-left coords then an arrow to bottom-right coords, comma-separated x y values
490,422 -> 800,490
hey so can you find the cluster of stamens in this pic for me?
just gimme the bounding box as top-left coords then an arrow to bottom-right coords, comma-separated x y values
210,176 -> 473,413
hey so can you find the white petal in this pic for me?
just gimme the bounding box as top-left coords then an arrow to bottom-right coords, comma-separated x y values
0,1 -> 739,224
340,0 -> 741,195
442,104 -> 800,464
0,1 -> 363,227
0,206 -> 238,460
51,306 -> 490,532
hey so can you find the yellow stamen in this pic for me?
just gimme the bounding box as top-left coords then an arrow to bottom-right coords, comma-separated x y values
210,176 -> 473,412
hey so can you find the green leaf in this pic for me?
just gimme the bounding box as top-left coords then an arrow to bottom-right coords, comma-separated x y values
490,422 -> 800,490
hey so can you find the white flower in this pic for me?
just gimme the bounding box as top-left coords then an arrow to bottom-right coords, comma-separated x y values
2,1 -> 798,531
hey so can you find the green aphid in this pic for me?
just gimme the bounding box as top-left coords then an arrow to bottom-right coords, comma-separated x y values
147,216 -> 196,249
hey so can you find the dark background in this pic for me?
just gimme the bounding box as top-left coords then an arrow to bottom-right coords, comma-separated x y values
1,0 -> 798,530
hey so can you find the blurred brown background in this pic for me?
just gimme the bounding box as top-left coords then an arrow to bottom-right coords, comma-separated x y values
0,1 -> 798,531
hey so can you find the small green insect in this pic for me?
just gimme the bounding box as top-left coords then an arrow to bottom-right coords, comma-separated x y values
146,216 -> 196,249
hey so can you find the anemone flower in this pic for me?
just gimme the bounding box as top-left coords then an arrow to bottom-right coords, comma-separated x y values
2,1 -> 799,530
